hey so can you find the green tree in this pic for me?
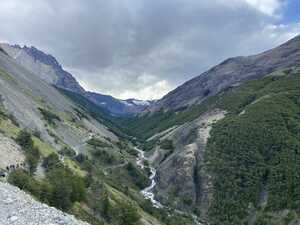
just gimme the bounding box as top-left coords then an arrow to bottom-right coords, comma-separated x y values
16,130 -> 33,149
115,202 -> 140,225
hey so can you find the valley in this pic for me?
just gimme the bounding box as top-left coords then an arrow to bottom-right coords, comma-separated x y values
0,34 -> 300,225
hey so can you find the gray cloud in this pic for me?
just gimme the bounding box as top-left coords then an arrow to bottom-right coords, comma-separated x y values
0,0 -> 299,99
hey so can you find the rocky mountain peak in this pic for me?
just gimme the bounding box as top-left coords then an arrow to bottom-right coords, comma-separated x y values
0,43 -> 153,116
148,34 -> 300,112
22,45 -> 62,69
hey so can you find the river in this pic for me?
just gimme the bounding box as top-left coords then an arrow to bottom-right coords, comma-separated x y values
135,147 -> 163,208
135,147 -> 204,225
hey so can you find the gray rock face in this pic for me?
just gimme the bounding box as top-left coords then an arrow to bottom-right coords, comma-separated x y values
148,35 -> 300,112
153,110 -> 225,217
0,49 -> 117,151
0,182 -> 89,225
0,44 -> 152,116
0,44 -> 85,94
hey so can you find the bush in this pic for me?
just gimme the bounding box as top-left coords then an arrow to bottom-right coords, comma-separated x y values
47,167 -> 86,210
87,138 -> 111,148
16,130 -> 40,174
59,147 -> 76,157
115,202 -> 140,225
8,170 -> 52,203
42,153 -> 62,171
159,139 -> 174,150
126,162 -> 148,189
39,108 -> 61,125
16,130 -> 33,149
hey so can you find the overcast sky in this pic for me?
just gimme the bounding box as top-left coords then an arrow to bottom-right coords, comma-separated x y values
0,0 -> 300,100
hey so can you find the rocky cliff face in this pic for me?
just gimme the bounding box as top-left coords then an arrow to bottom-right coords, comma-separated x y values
151,110 -> 225,217
148,35 -> 300,112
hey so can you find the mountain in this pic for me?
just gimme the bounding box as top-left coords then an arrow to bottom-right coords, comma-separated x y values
147,35 -> 300,112
0,43 -> 152,116
150,66 -> 300,225
0,43 -> 118,154
117,35 -> 300,225
0,43 -> 85,93
0,47 -> 194,225
2,33 -> 300,225
85,92 -> 153,116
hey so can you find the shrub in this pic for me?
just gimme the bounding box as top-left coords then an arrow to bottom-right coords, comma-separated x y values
115,201 -> 140,225
16,130 -> 40,174
47,167 -> 86,210
16,130 -> 33,149
59,147 -> 76,157
42,153 -> 62,171
87,138 -> 111,148
159,139 -> 174,150
39,108 -> 61,125
126,162 -> 148,189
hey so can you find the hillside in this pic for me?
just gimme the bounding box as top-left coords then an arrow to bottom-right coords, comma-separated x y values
147,35 -> 300,113
0,47 -> 197,225
135,67 -> 300,225
110,35 -> 300,225
0,43 -> 152,117
0,182 -> 88,225
1,32 -> 300,225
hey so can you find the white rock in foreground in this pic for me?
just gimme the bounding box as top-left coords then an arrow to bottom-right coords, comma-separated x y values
0,182 -> 89,225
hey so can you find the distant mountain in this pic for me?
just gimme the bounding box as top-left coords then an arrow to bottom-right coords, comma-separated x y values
0,44 -> 85,93
147,35 -> 300,112
85,92 -> 153,116
0,43 -> 152,116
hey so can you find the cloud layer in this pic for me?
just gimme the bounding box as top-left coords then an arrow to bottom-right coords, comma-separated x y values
0,0 -> 299,100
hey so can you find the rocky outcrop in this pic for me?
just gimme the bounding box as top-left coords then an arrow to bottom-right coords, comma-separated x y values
147,35 -> 300,112
154,110 -> 225,216
0,182 -> 89,225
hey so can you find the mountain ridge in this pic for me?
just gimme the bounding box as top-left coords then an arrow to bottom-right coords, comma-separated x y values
0,43 -> 151,117
147,34 -> 300,112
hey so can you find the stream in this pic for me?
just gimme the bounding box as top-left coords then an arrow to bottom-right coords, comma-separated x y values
135,147 -> 163,209
135,147 -> 204,225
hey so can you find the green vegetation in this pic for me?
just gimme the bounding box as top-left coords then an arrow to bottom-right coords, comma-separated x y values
59,146 -> 76,157
159,139 -> 174,150
87,137 -> 111,148
16,130 -> 40,174
0,67 -> 17,84
204,68 -> 300,224
9,158 -> 86,211
38,107 -> 61,126
114,201 -> 140,225
126,162 -> 149,189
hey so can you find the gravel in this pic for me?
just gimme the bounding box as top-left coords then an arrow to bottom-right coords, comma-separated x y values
0,182 -> 89,225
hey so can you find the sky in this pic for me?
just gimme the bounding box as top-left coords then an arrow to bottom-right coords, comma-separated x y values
0,0 -> 300,100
